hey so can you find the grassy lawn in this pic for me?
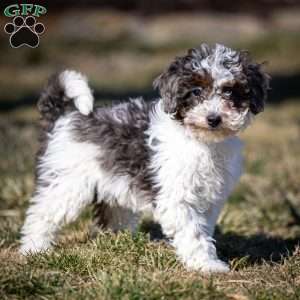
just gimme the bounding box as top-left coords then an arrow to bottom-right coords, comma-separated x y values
1,102 -> 300,299
1,8 -> 300,300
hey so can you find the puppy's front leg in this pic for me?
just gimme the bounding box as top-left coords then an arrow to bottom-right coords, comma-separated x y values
154,201 -> 229,273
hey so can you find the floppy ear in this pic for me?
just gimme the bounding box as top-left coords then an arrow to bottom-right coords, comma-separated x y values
153,58 -> 183,114
245,63 -> 270,115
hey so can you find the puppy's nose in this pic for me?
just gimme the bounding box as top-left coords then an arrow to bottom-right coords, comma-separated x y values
207,114 -> 222,128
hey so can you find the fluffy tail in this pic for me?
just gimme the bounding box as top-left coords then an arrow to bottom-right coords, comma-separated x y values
37,70 -> 94,122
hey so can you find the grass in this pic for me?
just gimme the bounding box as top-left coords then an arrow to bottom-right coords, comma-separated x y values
0,101 -> 300,299
1,8 -> 300,299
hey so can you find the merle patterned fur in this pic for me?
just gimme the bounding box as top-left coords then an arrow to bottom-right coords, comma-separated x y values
20,43 -> 270,273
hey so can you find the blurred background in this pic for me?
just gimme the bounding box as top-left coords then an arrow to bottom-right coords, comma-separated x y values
1,2 -> 300,298
1,0 -> 300,108
1,0 -> 300,266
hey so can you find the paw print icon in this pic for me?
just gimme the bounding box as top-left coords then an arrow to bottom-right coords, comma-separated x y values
4,16 -> 45,48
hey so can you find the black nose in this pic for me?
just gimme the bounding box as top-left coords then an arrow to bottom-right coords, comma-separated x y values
207,114 -> 222,128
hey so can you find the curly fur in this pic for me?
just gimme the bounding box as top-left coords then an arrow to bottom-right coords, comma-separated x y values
20,44 -> 270,273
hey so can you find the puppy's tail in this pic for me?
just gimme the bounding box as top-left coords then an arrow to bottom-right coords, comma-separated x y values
37,70 -> 94,123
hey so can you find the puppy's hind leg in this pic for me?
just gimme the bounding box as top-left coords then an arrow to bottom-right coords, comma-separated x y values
20,121 -> 100,254
20,69 -> 98,254
20,169 -> 97,254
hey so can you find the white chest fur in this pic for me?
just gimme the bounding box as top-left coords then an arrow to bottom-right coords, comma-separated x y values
147,102 -> 243,212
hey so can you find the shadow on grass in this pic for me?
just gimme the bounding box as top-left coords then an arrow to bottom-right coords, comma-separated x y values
140,220 -> 300,266
215,228 -> 300,265
0,72 -> 300,112
270,72 -> 300,103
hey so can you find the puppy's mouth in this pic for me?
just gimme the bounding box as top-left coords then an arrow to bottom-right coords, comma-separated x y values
204,126 -> 222,131
183,120 -> 238,140
184,119 -> 230,132
191,124 -> 235,134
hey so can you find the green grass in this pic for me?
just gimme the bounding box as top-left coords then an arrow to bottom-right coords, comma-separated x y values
1,102 -> 300,299
1,9 -> 300,299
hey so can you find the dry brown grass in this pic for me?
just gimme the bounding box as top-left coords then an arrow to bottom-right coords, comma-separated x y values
0,8 -> 300,299
0,101 -> 300,299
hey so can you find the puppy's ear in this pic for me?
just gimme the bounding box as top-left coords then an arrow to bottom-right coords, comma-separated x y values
153,58 -> 183,114
245,63 -> 270,115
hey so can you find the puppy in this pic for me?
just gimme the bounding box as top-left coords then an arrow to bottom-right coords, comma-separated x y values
20,43 -> 269,273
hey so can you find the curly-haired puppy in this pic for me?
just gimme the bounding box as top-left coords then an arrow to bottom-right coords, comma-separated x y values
20,43 -> 270,273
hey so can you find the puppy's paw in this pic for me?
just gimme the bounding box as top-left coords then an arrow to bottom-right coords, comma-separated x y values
184,254 -> 230,273
20,238 -> 51,255
200,259 -> 230,273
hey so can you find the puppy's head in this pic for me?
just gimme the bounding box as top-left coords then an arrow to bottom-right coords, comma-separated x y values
154,43 -> 270,142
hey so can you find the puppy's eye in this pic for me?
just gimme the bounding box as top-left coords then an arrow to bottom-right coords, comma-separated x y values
191,61 -> 201,71
222,87 -> 232,97
191,87 -> 202,97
